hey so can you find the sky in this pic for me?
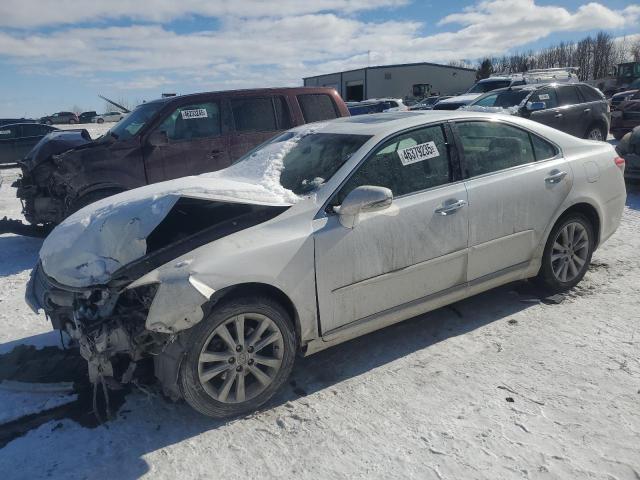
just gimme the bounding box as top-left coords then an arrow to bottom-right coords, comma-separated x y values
0,0 -> 638,118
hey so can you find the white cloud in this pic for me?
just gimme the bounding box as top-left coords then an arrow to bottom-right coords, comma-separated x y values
0,0 -> 638,92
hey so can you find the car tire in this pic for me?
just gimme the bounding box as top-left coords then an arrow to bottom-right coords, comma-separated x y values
178,296 -> 296,418
584,124 -> 607,141
535,213 -> 594,292
97,118 -> 104,124
69,119 -> 76,124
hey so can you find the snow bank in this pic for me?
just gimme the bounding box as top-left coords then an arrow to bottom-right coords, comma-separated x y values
0,386 -> 77,425
39,124 -> 325,287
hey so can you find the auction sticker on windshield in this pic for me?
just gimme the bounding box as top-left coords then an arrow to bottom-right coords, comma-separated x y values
397,141 -> 440,166
181,108 -> 208,120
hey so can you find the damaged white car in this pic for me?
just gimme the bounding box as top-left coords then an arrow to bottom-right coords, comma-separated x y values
27,112 -> 626,418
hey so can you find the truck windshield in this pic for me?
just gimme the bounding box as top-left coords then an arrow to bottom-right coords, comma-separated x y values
467,80 -> 512,94
106,102 -> 163,140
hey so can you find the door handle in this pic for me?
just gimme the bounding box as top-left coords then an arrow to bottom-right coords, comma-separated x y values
554,113 -> 563,118
209,149 -> 222,157
545,170 -> 567,184
583,108 -> 591,113
435,199 -> 467,216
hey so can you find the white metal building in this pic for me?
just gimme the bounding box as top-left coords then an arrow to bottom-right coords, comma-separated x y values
303,62 -> 477,102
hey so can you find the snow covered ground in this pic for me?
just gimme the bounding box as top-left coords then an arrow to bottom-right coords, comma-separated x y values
0,165 -> 639,479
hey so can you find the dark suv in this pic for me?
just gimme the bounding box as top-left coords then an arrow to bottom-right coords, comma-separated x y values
466,83 -> 610,140
40,112 -> 80,125
15,87 -> 349,226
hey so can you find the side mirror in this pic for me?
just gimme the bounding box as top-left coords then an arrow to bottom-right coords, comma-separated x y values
148,130 -> 169,147
336,185 -> 393,229
526,101 -> 545,112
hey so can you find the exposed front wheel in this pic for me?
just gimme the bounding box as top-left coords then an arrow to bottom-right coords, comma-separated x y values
536,213 -> 594,292
97,118 -> 104,124
179,296 -> 296,418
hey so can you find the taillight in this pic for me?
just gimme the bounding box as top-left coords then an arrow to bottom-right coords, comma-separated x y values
614,156 -> 625,171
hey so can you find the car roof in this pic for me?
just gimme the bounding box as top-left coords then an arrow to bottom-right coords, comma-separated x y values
297,111 -> 527,136
0,123 -> 52,128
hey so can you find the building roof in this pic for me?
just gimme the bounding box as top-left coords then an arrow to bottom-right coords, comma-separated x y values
303,61 -> 475,80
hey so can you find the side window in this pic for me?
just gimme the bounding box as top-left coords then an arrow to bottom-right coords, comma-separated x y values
531,134 -> 558,161
530,88 -> 558,109
273,96 -> 292,130
157,102 -> 221,141
21,124 -> 46,137
335,124 -> 450,204
457,121 -> 535,177
577,85 -> 603,102
557,86 -> 582,106
297,94 -> 339,123
231,97 -> 277,132
0,126 -> 17,139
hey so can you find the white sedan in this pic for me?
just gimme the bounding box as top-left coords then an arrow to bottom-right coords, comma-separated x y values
91,111 -> 126,123
28,111 -> 626,418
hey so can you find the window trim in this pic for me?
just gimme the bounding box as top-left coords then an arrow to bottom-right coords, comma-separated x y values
451,118 -> 562,181
319,121 -> 462,217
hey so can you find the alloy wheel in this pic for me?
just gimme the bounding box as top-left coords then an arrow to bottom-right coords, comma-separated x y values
550,221 -> 590,283
197,313 -> 284,403
587,128 -> 603,141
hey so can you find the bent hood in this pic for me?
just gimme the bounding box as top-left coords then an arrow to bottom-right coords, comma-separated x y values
39,127 -> 317,288
20,129 -> 93,171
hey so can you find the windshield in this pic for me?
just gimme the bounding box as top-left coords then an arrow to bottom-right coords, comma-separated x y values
230,129 -> 371,196
472,90 -> 530,108
106,102 -> 163,140
467,80 -> 512,94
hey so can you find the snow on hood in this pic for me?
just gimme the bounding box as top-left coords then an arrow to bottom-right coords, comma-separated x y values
40,123 -> 326,287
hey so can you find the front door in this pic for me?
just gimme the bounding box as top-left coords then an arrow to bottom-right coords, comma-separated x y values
555,85 -> 586,137
454,120 -> 573,281
314,123 -> 469,334
527,87 -> 565,131
0,125 -> 17,163
144,101 -> 231,183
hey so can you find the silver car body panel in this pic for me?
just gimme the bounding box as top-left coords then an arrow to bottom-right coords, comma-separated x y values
33,111 -> 626,355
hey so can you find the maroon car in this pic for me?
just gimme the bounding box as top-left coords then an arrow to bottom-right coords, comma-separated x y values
15,87 -> 349,226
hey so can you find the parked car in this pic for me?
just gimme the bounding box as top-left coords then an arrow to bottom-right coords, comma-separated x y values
78,111 -> 98,123
465,83 -> 610,140
92,111 -> 126,123
40,112 -> 80,125
348,98 -> 408,115
610,91 -> 640,140
0,123 -> 58,164
435,68 -> 579,111
609,78 -> 640,110
409,96 -> 451,110
14,87 -> 349,226
28,111 -> 626,418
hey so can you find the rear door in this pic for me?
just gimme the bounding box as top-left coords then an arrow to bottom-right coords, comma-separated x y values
454,120 -> 572,281
143,100 -> 230,182
227,96 -> 291,161
0,125 -> 17,164
556,85 -> 586,137
314,123 -> 469,333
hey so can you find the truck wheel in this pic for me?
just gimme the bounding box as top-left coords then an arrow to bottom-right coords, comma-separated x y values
535,213 -> 594,292
178,296 -> 296,418
97,118 -> 104,124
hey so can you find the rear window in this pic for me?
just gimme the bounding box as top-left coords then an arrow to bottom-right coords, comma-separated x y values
297,94 -> 339,123
473,90 -> 529,108
231,97 -> 277,132
557,86 -> 582,106
274,96 -> 292,130
577,85 -> 603,102
21,124 -> 49,136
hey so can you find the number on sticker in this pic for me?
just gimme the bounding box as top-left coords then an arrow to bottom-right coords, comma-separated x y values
181,108 -> 208,120
397,141 -> 440,166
